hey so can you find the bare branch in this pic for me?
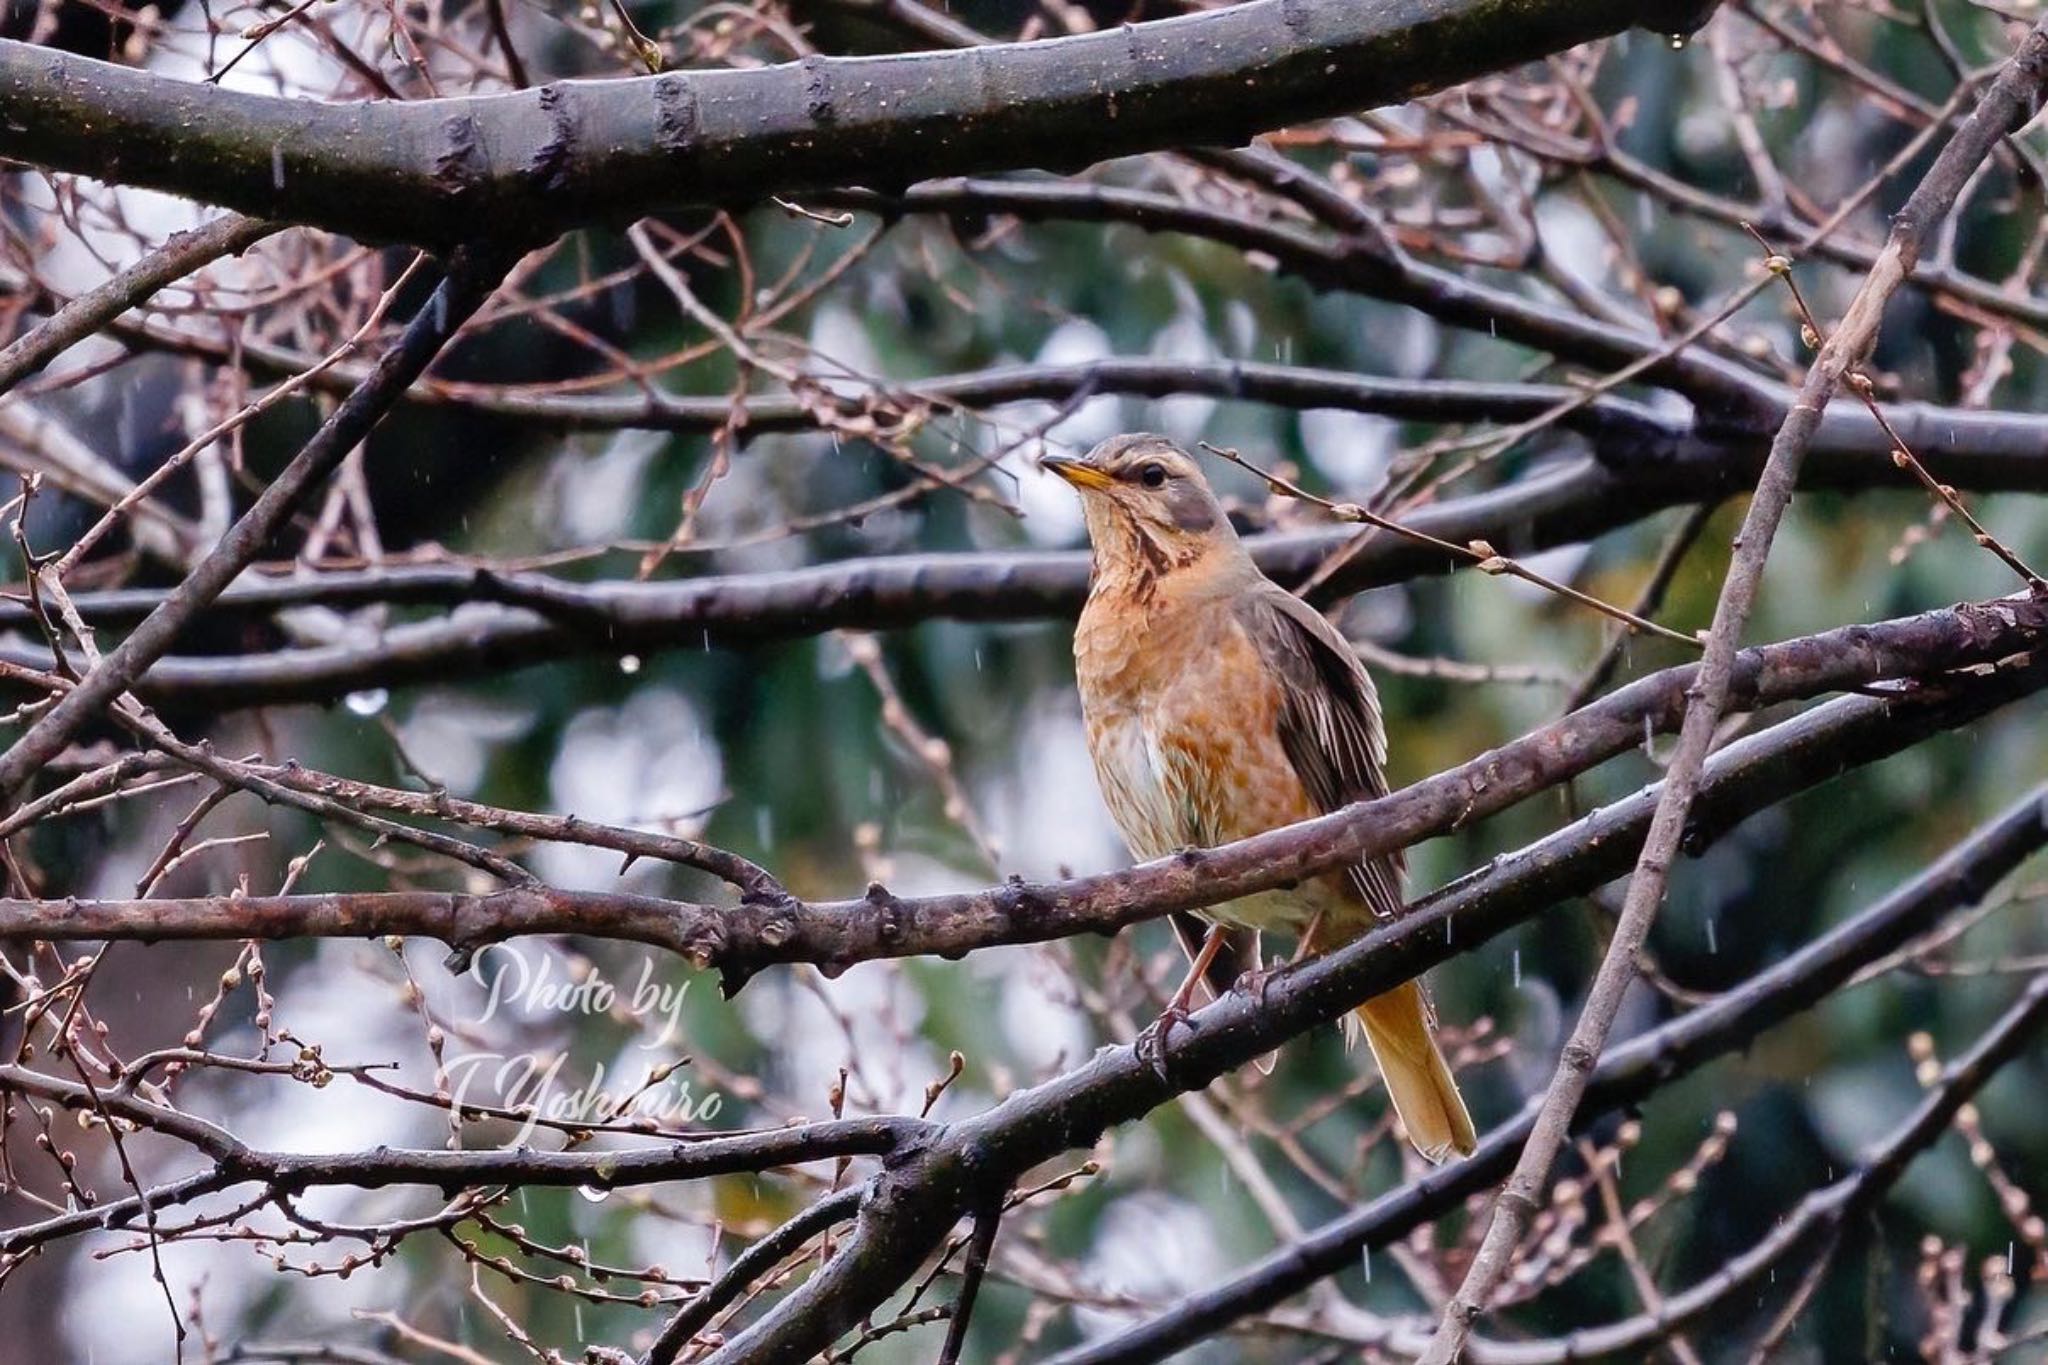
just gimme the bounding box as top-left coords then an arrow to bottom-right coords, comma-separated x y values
1,596 -> 2037,981
1420,20 -> 2048,1360
0,2 -> 1710,247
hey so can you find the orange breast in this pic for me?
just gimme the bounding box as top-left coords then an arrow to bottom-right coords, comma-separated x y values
1075,589 -> 1350,932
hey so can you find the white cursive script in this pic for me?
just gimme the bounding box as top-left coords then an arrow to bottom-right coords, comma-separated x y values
466,944 -> 691,1049
446,1051 -> 725,1148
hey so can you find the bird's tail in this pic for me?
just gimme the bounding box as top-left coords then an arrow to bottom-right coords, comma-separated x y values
1356,980 -> 1477,1164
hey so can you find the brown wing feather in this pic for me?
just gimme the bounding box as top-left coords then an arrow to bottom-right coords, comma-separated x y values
1234,586 -> 1406,920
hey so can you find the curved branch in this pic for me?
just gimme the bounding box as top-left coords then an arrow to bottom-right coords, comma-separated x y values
0,1 -> 1702,247
14,412 -> 2048,710
699,641 -> 2048,1362
0,1069 -> 919,1255
1061,779 -> 2048,1364
642,1186 -> 865,1365
845,177 -> 1783,418
0,247 -> 511,798
377,358 -> 1680,439
0,213 -> 275,398
3,595 -> 2039,987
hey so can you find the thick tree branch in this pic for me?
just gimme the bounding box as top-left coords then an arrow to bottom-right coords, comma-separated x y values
1419,21 -> 2048,1360
1,596 -> 2039,981
12,407 -> 2048,710
698,644 -> 2048,1362
1060,780 -> 2048,1364
0,2 -> 1711,247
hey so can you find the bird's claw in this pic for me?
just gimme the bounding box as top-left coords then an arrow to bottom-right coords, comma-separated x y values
1233,965 -> 1276,1006
1136,1002 -> 1195,1079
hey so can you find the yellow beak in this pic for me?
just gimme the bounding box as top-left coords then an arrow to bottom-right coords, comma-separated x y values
1040,455 -> 1114,491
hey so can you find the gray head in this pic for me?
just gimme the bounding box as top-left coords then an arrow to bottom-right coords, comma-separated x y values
1040,434 -> 1248,597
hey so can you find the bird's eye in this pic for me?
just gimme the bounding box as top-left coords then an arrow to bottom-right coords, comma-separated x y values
1138,462 -> 1168,488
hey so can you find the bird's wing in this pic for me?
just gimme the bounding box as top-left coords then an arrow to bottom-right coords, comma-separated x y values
1233,585 -> 1405,919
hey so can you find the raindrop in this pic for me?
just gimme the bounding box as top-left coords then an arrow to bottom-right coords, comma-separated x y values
2010,1242 -> 2016,1275
345,688 -> 390,717
1512,948 -> 1521,987
271,144 -> 285,189
619,654 -> 642,675
115,385 -> 138,452
1488,316 -> 1497,338
574,1302 -> 584,1339
702,629 -> 712,651
1705,918 -> 1718,955
1362,1247 -> 1371,1282
973,649 -> 984,672
576,1185 -> 611,1204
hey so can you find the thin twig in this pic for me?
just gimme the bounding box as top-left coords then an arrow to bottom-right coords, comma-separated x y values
1417,22 -> 2048,1362
1201,442 -> 1702,648
1744,221 -> 2048,590
0,246 -> 510,800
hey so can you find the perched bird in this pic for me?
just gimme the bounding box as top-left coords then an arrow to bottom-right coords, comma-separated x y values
1044,433 -> 1476,1162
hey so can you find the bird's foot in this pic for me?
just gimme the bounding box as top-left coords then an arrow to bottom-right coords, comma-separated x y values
1232,963 -> 1277,1006
1223,966 -> 1284,1076
1135,1001 -> 1195,1080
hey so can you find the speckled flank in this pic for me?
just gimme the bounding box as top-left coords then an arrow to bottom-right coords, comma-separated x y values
1075,547 -> 1359,934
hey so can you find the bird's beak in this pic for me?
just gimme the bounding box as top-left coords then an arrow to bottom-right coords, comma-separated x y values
1040,455 -> 1114,491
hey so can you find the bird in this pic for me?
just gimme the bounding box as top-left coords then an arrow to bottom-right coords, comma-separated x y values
1043,432 -> 1477,1163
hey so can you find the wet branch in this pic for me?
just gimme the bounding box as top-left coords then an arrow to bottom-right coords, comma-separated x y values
1058,780 -> 2048,1364
0,595 -> 2038,980
694,636 -> 2048,1362
0,1 -> 1711,247
1418,20 -> 2048,1361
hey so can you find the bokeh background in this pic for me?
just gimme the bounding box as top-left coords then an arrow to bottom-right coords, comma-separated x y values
3,0 -> 2047,1361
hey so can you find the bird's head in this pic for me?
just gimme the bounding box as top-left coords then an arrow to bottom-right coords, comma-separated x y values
1041,434 -> 1244,595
